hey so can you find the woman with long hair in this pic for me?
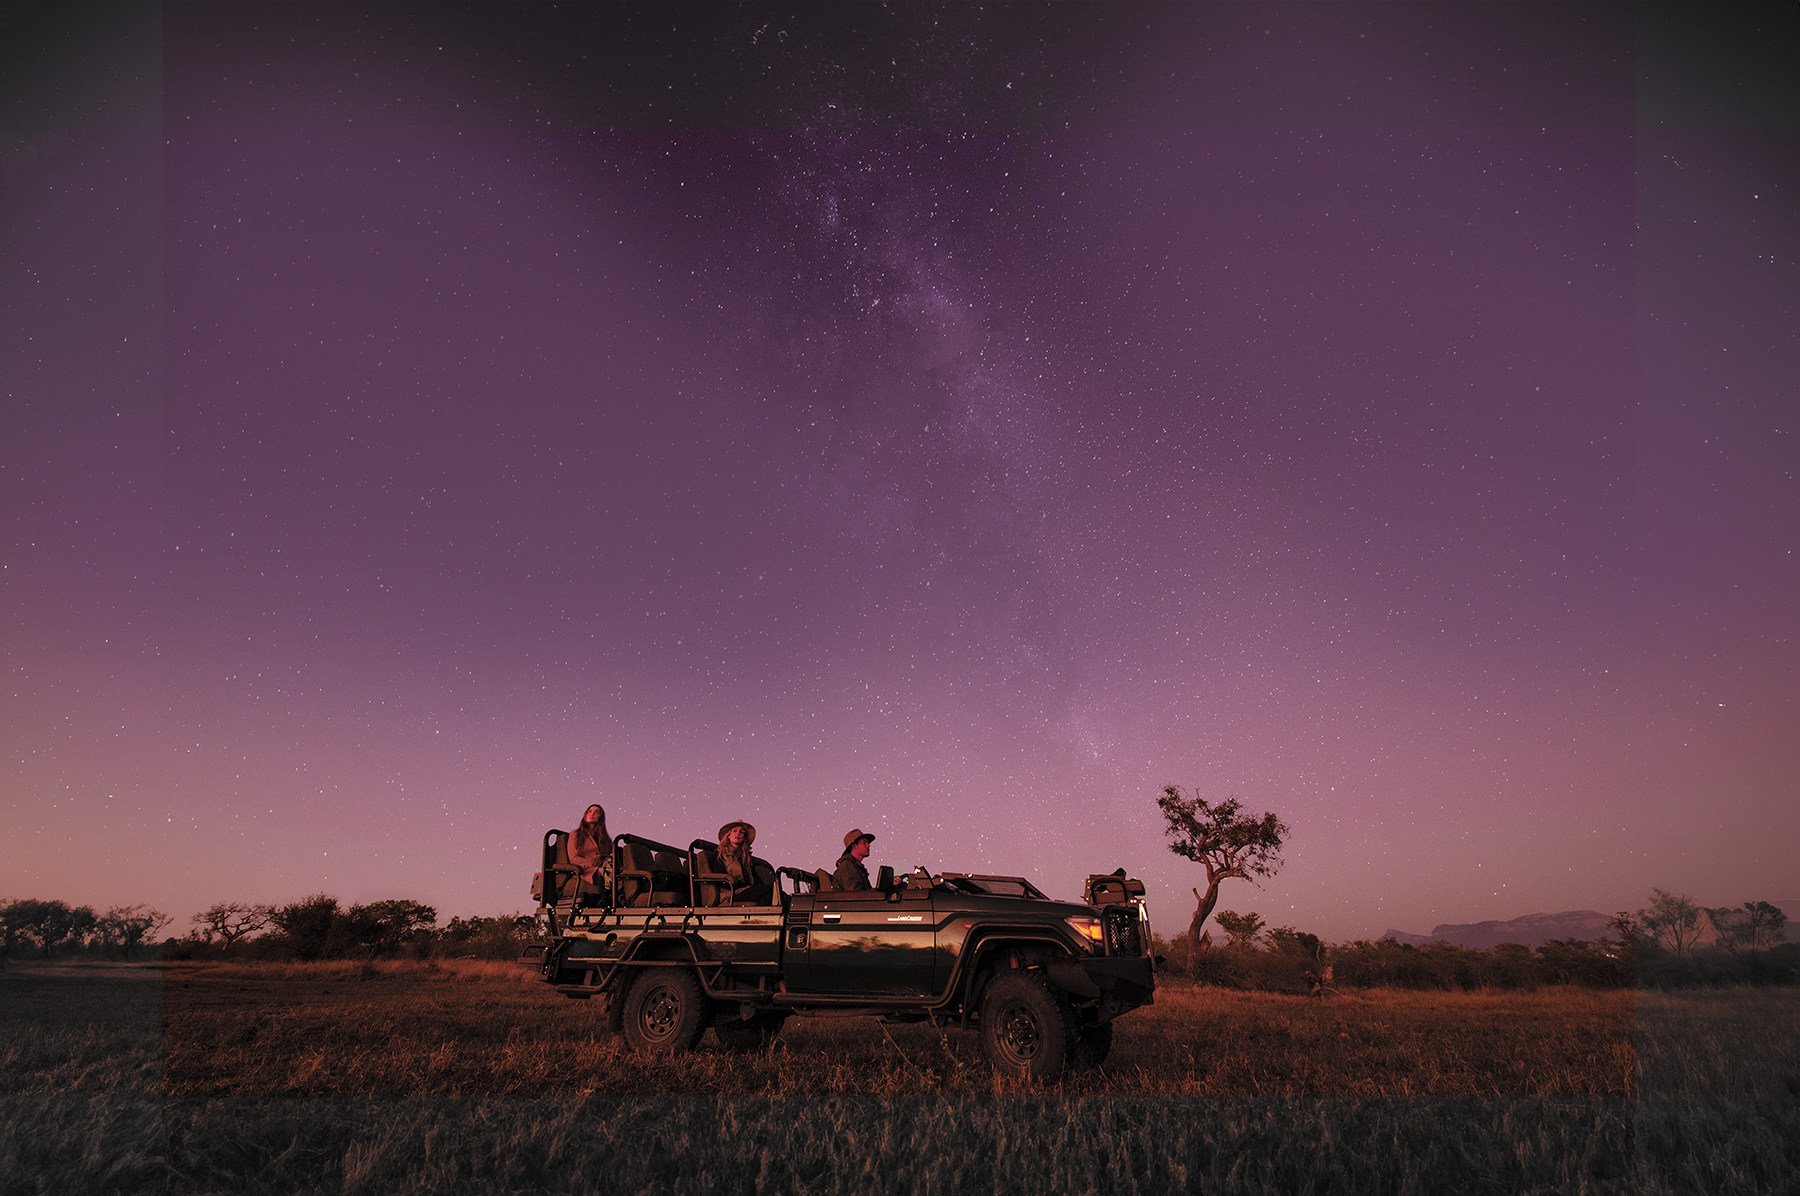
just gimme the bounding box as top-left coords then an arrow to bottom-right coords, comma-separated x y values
569,803 -> 612,892
717,819 -> 766,903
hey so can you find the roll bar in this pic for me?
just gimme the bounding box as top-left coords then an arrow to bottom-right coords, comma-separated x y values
777,866 -> 821,897
540,827 -> 874,912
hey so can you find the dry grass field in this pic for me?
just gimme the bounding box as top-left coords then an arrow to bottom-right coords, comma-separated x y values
3,960 -> 1796,1193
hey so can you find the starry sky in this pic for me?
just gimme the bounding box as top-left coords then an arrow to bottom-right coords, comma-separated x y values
4,3 -> 1797,942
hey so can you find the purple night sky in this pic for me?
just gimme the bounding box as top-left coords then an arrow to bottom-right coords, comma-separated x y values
4,4 -> 1796,941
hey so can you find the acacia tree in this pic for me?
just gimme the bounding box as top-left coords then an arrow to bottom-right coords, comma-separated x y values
1707,901 -> 1789,951
192,902 -> 275,946
1214,910 -> 1266,949
0,900 -> 29,957
1639,889 -> 1703,956
1743,901 -> 1789,950
1266,926 -> 1324,962
1608,911 -> 1645,946
271,895 -> 342,960
95,906 -> 171,958
1156,786 -> 1290,942
345,899 -> 437,955
0,899 -> 98,958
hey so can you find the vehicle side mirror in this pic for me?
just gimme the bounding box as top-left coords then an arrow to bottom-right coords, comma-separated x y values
876,865 -> 895,892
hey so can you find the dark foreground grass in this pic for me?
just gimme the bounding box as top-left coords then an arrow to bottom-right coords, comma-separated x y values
2,962 -> 1796,1193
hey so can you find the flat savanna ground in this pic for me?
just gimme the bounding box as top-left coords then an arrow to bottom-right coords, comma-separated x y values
3,962 -> 1797,1193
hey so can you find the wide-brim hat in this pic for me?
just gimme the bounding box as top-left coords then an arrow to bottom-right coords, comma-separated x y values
843,828 -> 875,849
719,820 -> 757,846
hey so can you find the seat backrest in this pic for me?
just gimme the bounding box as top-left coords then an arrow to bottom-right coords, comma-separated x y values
814,868 -> 836,892
536,831 -> 576,904
692,847 -> 731,907
618,843 -> 657,907
651,850 -> 692,905
739,858 -> 775,905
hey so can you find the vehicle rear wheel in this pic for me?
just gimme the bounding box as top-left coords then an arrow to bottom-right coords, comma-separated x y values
621,969 -> 708,1055
1071,1021 -> 1114,1069
979,970 -> 1074,1080
712,1010 -> 786,1052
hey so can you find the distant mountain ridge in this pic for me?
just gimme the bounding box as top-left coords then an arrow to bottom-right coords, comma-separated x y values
1381,910 -> 1615,950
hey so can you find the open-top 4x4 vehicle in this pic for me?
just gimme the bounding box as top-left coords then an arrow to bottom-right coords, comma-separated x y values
523,831 -> 1157,1078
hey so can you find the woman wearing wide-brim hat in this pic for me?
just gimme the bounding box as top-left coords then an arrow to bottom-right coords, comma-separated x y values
717,819 -> 765,902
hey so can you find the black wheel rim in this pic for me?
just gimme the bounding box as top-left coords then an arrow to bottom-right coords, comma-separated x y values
994,999 -> 1041,1064
640,984 -> 680,1042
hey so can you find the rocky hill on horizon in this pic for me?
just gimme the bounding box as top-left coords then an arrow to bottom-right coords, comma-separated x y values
1382,900 -> 1800,949
1381,910 -> 1616,950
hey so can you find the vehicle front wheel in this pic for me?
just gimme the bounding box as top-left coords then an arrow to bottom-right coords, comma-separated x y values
979,970 -> 1075,1080
621,969 -> 708,1055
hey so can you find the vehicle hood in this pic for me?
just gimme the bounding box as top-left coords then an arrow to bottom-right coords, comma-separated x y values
939,893 -> 1100,919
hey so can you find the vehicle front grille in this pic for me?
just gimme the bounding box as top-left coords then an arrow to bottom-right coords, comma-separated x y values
1103,907 -> 1142,956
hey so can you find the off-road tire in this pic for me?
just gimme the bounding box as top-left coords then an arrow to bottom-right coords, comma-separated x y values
712,1011 -> 786,1052
621,969 -> 709,1055
979,969 -> 1075,1080
1071,1021 -> 1114,1069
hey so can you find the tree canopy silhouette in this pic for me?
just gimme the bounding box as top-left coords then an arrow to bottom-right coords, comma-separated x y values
1707,901 -> 1788,952
193,902 -> 274,946
1156,786 -> 1289,941
0,898 -> 97,958
1214,909 -> 1266,949
1639,888 -> 1703,956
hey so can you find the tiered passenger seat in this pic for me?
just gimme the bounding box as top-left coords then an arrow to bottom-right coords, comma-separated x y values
690,846 -> 733,907
532,830 -> 606,907
617,844 -> 688,906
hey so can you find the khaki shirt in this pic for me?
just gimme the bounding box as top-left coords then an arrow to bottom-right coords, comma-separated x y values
833,851 -> 871,891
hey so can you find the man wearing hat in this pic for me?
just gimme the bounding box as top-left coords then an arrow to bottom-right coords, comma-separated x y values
833,828 -> 876,891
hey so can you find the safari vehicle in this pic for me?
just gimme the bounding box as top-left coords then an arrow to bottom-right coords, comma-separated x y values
523,831 -> 1157,1078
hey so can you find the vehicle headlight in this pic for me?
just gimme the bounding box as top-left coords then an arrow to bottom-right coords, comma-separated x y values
1064,915 -> 1104,952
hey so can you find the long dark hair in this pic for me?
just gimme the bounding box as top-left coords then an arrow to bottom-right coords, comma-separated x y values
574,803 -> 610,853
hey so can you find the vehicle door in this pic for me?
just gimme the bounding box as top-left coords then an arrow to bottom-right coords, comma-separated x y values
790,885 -> 937,996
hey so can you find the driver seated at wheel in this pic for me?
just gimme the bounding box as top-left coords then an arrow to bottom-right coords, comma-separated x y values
833,828 -> 875,891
